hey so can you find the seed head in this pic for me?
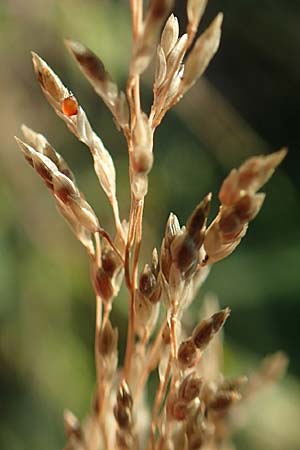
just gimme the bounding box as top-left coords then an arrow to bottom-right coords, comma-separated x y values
208,390 -> 241,412
171,233 -> 198,275
182,13 -> 223,92
65,40 -> 107,83
98,319 -> 118,357
93,267 -> 113,302
101,245 -> 119,277
234,192 -> 265,223
117,381 -> 133,409
186,193 -> 211,247
179,374 -> 203,403
52,173 -> 78,204
192,308 -> 230,350
139,264 -> 156,297
161,14 -> 179,57
177,338 -> 199,368
113,404 -> 132,429
32,52 -> 67,101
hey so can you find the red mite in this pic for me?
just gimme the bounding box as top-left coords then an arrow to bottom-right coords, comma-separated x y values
61,95 -> 78,116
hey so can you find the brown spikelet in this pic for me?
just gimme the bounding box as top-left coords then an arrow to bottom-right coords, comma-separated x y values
177,338 -> 199,368
179,374 -> 203,403
98,320 -> 118,356
192,308 -> 230,350
208,390 -> 241,412
65,40 -> 107,82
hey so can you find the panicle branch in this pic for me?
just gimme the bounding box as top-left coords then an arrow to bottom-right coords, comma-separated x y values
203,148 -> 287,264
31,52 -> 125,241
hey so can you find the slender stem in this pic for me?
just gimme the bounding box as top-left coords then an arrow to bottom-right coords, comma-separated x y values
94,230 -> 102,268
134,316 -> 168,402
123,200 -> 144,379
130,0 -> 139,42
170,304 -> 178,359
124,245 -> 132,290
124,0 -> 145,392
133,77 -> 141,117
124,284 -> 136,380
128,0 -> 142,126
102,302 -> 112,331
111,196 -> 126,245
132,200 -> 144,285
94,298 -> 111,450
94,295 -> 109,449
124,195 -> 137,289
99,401 -> 109,449
95,295 -> 102,363
148,355 -> 172,450
92,244 -> 110,449
92,235 -> 102,361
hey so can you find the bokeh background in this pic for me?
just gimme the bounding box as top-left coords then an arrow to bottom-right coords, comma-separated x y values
0,0 -> 299,449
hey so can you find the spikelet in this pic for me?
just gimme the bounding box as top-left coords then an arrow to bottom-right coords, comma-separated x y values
204,149 -> 287,264
181,13 -> 223,94
130,0 -> 174,76
31,52 -> 124,239
65,39 -> 129,129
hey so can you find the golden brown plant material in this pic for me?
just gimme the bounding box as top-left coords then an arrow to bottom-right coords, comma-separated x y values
15,1 -> 288,449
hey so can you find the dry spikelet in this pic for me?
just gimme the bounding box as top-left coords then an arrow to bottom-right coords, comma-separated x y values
179,374 -> 203,403
204,149 -> 286,264
98,319 -> 118,357
32,51 -> 68,102
132,112 -> 154,175
134,290 -> 159,339
181,13 -> 223,93
139,264 -> 157,298
17,130 -> 95,251
219,148 -> 287,206
154,45 -> 167,89
208,390 -> 241,412
65,40 -> 108,84
161,14 -> 179,57
166,33 -> 188,74
65,39 -> 129,128
131,0 -> 174,75
168,194 -> 210,277
177,338 -> 199,368
114,381 -> 136,449
165,64 -> 184,103
31,53 -> 120,221
192,308 -> 230,350
93,267 -> 114,302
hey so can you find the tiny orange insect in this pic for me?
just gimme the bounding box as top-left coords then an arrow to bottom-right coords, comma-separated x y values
61,95 -> 78,116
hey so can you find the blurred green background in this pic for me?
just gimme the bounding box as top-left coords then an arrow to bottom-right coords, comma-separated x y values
0,0 -> 299,449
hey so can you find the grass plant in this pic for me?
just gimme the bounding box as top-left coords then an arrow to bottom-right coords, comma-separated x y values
15,1 -> 287,449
